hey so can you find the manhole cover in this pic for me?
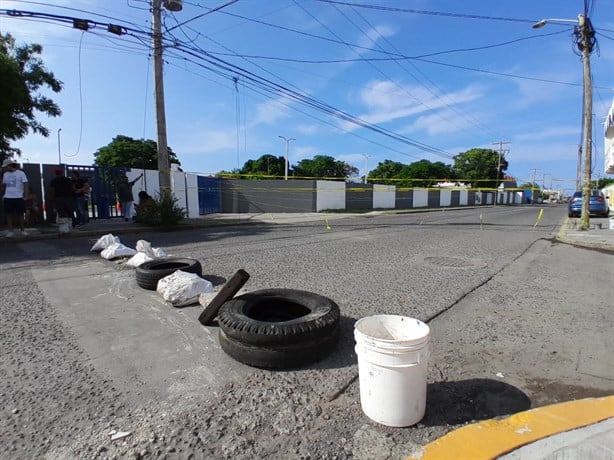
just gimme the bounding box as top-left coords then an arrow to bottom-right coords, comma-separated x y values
424,256 -> 472,268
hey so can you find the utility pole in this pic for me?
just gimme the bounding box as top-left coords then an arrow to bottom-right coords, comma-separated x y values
57,128 -> 62,165
493,141 -> 510,204
278,136 -> 295,180
578,14 -> 594,231
529,168 -> 539,204
362,154 -> 370,184
152,0 -> 174,195
532,13 -> 595,229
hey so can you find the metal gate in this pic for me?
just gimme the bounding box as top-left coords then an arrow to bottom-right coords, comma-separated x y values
197,176 -> 220,214
64,164 -> 128,219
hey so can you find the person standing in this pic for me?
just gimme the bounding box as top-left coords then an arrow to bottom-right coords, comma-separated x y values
1,159 -> 29,237
71,170 -> 90,225
48,167 -> 76,225
117,173 -> 143,222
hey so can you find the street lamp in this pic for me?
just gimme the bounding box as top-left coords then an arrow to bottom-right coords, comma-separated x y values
57,128 -> 62,165
533,14 -> 595,230
278,135 -> 295,180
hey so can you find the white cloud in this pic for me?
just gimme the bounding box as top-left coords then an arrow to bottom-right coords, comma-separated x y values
356,25 -> 395,51
341,80 -> 482,131
515,126 -> 580,142
249,97 -> 291,127
402,110 -> 475,136
296,124 -> 320,135
176,130 -> 236,154
292,145 -> 319,162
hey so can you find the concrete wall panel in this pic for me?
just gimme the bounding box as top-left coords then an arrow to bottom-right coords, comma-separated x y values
413,188 -> 428,207
440,189 -> 452,207
395,188 -> 413,209
317,180 -> 345,211
222,179 -> 316,213
346,183 -> 373,210
373,184 -> 395,209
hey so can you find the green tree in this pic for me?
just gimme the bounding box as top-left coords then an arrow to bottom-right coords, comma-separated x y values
94,135 -> 181,169
594,178 -> 614,189
369,159 -> 456,186
293,155 -> 358,179
0,32 -> 62,161
453,148 -> 508,188
398,159 -> 456,187
368,160 -> 405,184
240,154 -> 287,177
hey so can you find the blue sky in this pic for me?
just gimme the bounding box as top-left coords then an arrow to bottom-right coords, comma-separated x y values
1,0 -> 614,194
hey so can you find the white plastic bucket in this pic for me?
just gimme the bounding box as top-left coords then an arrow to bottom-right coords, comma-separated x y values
58,217 -> 71,234
354,315 -> 430,427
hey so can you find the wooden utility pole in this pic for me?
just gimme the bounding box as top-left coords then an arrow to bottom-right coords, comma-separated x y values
152,0 -> 171,195
529,168 -> 539,204
493,141 -> 510,205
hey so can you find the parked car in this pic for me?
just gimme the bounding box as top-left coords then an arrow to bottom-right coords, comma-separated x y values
567,190 -> 610,217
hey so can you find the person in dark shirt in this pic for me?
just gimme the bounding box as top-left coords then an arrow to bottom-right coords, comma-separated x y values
71,170 -> 90,225
117,174 -> 143,222
49,168 -> 75,221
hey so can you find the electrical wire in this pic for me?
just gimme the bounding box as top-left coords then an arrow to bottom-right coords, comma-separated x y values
324,1 -> 502,142
166,0 -> 239,32
168,41 -> 455,158
161,48 -> 441,162
313,0 -> 539,24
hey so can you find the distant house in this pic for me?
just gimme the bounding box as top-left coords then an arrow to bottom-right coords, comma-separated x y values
500,175 -> 518,189
435,181 -> 470,188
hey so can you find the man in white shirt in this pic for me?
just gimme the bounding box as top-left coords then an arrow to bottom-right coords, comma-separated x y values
2,159 -> 29,237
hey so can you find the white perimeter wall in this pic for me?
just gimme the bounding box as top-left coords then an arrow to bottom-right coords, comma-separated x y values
413,188 -> 428,207
317,180 -> 345,211
459,190 -> 468,205
373,184 -> 395,209
440,189 -> 451,207
172,172 -> 200,218
129,169 -> 200,218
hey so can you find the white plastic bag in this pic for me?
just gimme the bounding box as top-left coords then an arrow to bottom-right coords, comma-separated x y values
100,242 -> 137,260
153,247 -> 168,258
91,233 -> 120,252
125,252 -> 154,268
135,240 -> 155,258
157,271 -> 213,307
136,240 -> 168,258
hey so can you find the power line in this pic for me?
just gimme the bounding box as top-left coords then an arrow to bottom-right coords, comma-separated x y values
166,0 -> 239,32
313,0 -> 539,24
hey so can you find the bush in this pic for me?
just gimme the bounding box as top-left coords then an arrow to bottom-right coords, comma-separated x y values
135,190 -> 185,229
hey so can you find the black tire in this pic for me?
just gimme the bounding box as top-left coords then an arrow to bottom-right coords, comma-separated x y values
219,328 -> 338,369
217,288 -> 340,346
135,257 -> 202,290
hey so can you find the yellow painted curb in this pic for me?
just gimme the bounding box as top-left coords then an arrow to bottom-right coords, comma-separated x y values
407,396 -> 614,460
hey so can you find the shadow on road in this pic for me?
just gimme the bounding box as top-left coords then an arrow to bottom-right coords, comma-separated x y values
422,378 -> 531,426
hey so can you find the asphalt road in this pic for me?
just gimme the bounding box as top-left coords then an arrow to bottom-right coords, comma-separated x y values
1,205 -> 612,459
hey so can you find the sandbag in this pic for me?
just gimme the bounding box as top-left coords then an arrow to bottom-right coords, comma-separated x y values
91,233 -> 120,252
157,270 -> 213,307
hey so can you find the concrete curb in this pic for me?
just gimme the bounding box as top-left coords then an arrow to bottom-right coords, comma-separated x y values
406,395 -> 614,460
555,218 -> 614,252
